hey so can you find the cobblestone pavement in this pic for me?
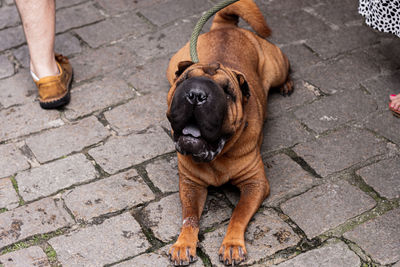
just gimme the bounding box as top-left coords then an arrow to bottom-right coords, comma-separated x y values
0,0 -> 399,266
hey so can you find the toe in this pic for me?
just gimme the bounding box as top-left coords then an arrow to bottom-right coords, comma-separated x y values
169,243 -> 197,266
219,244 -> 247,266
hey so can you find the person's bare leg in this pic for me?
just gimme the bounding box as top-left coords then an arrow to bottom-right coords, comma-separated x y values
15,0 -> 58,79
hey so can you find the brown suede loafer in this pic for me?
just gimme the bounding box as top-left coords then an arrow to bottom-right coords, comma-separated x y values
35,54 -> 73,109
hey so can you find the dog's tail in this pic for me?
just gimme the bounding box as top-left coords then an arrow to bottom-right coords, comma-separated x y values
210,0 -> 271,38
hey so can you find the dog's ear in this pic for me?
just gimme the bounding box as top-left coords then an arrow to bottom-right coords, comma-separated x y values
233,71 -> 250,100
175,61 -> 194,79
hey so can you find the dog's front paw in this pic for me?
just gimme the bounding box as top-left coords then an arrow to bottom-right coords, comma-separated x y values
218,239 -> 247,266
169,240 -> 198,266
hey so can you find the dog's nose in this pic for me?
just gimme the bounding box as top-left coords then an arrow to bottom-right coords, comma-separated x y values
186,88 -> 207,105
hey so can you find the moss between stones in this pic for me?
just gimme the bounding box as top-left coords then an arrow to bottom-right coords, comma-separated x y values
0,241 -> 30,255
9,176 -> 24,206
44,245 -> 58,265
197,248 -> 212,267
323,200 -> 399,238
0,229 -> 65,256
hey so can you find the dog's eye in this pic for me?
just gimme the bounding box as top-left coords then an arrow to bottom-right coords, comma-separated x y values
222,83 -> 236,102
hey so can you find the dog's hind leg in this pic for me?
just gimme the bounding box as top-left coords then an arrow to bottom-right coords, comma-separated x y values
169,178 -> 207,266
278,76 -> 294,96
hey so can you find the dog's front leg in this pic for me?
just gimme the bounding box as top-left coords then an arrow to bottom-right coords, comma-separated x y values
219,163 -> 269,265
169,177 -> 207,266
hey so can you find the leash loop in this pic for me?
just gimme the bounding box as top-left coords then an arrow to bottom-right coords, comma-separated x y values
190,0 -> 240,63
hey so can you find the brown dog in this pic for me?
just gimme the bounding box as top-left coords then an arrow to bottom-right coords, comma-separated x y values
166,0 -> 292,265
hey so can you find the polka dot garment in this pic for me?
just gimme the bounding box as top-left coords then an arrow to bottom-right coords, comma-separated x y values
359,0 -> 400,37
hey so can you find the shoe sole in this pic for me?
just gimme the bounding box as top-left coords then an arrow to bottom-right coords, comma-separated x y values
39,70 -> 73,109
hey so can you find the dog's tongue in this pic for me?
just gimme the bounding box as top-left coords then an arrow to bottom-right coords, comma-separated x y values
182,124 -> 201,138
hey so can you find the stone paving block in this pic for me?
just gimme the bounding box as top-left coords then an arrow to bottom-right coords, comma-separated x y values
74,13 -> 153,48
55,2 -> 104,33
202,209 -> 300,266
126,17 -> 197,63
115,245 -> 204,267
114,251 -> 172,267
273,241 -> 360,267
104,91 -> 168,135
63,169 -> 155,222
265,10 -> 331,45
95,0 -> 163,16
146,156 -> 179,193
309,0 -> 362,27
377,37 -> 400,67
64,77 -> 134,120
362,41 -> 400,75
0,102 -> 62,142
0,246 -> 50,267
70,43 -> 138,83
11,45 -> 29,68
280,44 -> 321,73
54,32 -> 82,56
0,26 -> 25,52
267,79 -> 317,119
15,154 -> 97,202
293,127 -> 387,177
55,0 -> 86,9
88,127 -> 174,174
361,71 -> 400,110
344,208 -> 400,265
0,4 -> 19,30
299,51 -> 381,94
357,158 -> 400,199
261,115 -> 312,154
366,111 -> 400,145
306,26 -> 378,59
127,56 -> 171,94
294,89 -> 377,134
0,54 -> 13,79
263,154 -> 318,207
139,0 -> 211,27
200,193 -> 232,230
142,196 -> 182,242
356,45 -> 399,77
49,212 -> 150,267
14,33 -> 81,68
0,197 -> 74,249
255,0 -> 320,12
281,180 -> 376,239
142,192 -> 232,242
0,143 -> 30,178
0,178 -> 19,210
26,116 -> 109,163
107,64 -> 137,85
0,69 -> 36,108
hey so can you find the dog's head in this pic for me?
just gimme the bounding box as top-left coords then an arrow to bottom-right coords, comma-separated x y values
167,61 -> 250,162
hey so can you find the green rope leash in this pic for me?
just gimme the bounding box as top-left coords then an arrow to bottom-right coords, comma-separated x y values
190,0 -> 240,63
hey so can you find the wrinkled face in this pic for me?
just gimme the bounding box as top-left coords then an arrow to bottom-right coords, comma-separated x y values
167,62 -> 249,162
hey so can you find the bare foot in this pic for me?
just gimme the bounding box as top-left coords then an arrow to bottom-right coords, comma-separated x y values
390,94 -> 400,110
389,94 -> 400,117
